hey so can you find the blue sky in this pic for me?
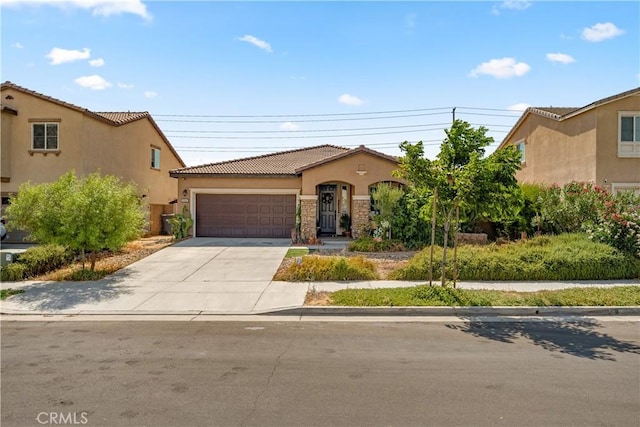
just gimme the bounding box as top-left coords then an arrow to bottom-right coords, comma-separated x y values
2,0 -> 639,166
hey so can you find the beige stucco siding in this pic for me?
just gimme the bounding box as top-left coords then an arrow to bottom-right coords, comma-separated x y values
1,110 -> 13,180
506,112 -> 598,185
595,95 -> 640,186
300,152 -> 403,195
0,87 -> 182,208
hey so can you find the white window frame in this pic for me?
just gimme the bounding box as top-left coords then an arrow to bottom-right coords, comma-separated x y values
611,183 -> 640,196
618,111 -> 640,158
31,122 -> 59,151
151,147 -> 161,170
514,139 -> 526,163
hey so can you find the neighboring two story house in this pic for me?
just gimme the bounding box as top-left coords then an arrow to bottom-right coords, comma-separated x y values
498,87 -> 640,194
0,81 -> 186,240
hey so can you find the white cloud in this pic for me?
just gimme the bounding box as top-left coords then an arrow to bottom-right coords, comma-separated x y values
46,47 -> 90,65
338,93 -> 365,106
546,53 -> 575,64
89,58 -> 105,67
492,0 -> 531,15
237,35 -> 272,53
74,74 -> 111,90
117,82 -> 134,89
581,22 -> 624,42
144,91 -> 157,99
280,122 -> 300,131
1,0 -> 151,21
508,103 -> 531,112
12,42 -> 23,49
469,57 -> 531,79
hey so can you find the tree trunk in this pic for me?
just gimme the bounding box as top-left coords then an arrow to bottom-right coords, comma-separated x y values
90,252 -> 97,271
429,188 -> 437,286
453,203 -> 460,288
441,218 -> 449,287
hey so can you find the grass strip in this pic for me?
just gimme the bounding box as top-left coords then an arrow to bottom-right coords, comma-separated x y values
1,288 -> 25,300
329,285 -> 640,307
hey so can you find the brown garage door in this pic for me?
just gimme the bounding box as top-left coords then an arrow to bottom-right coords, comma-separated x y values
196,194 -> 296,238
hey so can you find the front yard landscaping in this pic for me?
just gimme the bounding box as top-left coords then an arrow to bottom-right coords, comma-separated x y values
275,234 -> 640,282
307,285 -> 640,307
0,236 -> 174,282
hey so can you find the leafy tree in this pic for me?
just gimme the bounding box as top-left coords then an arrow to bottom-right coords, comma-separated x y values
6,171 -> 147,270
395,120 -> 523,284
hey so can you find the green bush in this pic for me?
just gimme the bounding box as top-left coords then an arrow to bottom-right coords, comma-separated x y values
275,255 -> 379,281
389,233 -> 640,281
16,244 -> 73,277
348,237 -> 407,252
390,188 -> 439,249
0,263 -> 27,282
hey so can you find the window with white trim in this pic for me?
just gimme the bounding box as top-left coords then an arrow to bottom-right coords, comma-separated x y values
151,147 -> 161,169
515,140 -> 525,163
618,112 -> 640,157
32,123 -> 59,150
620,115 -> 640,142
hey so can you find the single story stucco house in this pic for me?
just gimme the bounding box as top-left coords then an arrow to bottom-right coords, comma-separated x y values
169,145 -> 405,240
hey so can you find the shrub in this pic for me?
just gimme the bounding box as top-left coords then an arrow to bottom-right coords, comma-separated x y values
536,181 -> 608,234
348,237 -> 407,252
16,244 -> 74,277
0,263 -> 27,282
275,255 -> 378,281
389,233 -> 640,281
390,188 -> 436,249
586,191 -> 640,258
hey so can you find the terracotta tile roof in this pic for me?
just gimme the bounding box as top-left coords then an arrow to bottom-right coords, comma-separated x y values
529,107 -> 579,119
170,145 -> 350,176
94,111 -> 151,125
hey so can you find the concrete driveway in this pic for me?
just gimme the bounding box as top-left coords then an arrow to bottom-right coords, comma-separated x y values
1,238 -> 309,314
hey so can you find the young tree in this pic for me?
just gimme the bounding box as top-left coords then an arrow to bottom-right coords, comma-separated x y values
371,182 -> 403,239
6,171 -> 147,270
395,120 -> 523,285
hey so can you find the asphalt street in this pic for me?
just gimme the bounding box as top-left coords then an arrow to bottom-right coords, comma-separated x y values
1,319 -> 639,427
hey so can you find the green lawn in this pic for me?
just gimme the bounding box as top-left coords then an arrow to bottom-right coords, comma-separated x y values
329,285 -> 640,307
284,248 -> 313,258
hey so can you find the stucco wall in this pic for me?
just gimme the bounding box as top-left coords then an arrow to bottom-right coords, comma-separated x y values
300,152 -> 404,195
506,111 -> 598,185
0,86 -> 182,207
594,95 -> 640,187
504,94 -> 640,189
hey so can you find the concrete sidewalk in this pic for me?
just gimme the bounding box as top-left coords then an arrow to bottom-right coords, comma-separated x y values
2,236 -> 639,316
2,277 -> 639,315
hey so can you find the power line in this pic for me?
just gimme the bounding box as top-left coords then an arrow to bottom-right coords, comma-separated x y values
153,106 -> 523,118
163,122 -> 514,134
156,111 -> 454,124
153,106 -> 452,118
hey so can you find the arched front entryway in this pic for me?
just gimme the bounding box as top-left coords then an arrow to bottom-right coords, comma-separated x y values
317,182 -> 353,236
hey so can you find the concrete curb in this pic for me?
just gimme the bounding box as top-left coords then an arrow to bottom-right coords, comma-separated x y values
263,306 -> 640,317
2,306 -> 640,318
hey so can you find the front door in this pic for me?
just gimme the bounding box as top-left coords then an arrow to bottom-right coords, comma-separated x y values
319,185 -> 336,234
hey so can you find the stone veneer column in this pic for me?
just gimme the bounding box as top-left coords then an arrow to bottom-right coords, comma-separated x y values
300,195 -> 318,241
351,196 -> 371,239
